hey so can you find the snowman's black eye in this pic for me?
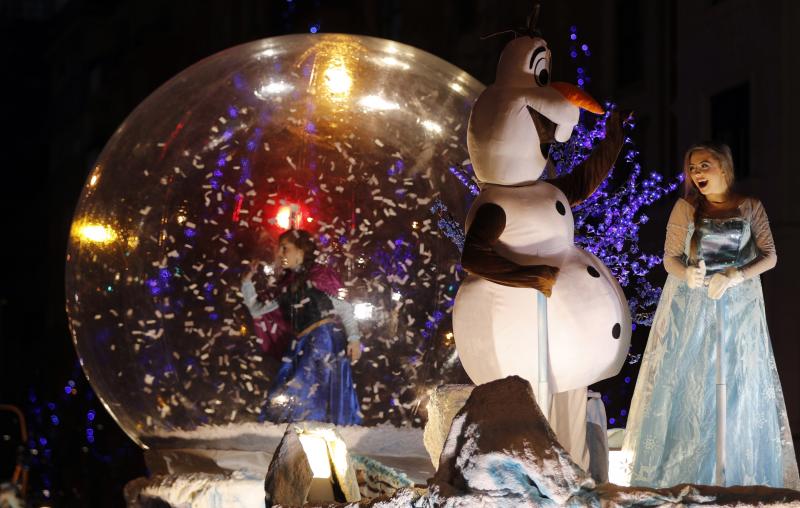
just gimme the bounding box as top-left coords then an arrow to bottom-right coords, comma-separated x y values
587,266 -> 600,278
529,46 -> 546,70
530,46 -> 550,86
537,68 -> 550,86
612,323 -> 621,339
555,200 -> 566,216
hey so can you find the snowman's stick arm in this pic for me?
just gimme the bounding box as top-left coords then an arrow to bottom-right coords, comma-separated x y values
461,203 -> 560,296
548,110 -> 624,206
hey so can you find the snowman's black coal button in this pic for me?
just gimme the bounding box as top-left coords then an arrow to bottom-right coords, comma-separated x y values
612,323 -> 621,339
587,266 -> 600,278
555,200 -> 566,216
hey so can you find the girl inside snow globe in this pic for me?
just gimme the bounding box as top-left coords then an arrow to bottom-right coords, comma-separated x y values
242,228 -> 362,425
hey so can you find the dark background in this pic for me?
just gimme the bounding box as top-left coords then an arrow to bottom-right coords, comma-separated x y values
2,0 -> 798,505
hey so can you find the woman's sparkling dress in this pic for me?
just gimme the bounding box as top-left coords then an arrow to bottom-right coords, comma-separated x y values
622,197 -> 799,489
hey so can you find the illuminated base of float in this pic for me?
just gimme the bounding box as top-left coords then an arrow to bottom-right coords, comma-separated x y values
125,379 -> 800,507
125,421 -> 428,507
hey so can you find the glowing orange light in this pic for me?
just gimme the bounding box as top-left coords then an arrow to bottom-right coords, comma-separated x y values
73,223 -> 118,244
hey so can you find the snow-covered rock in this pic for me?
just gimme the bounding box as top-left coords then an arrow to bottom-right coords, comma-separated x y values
425,376 -> 800,507
265,423 -> 361,506
423,384 -> 474,470
264,425 -> 315,507
124,472 -> 265,508
429,376 -> 594,506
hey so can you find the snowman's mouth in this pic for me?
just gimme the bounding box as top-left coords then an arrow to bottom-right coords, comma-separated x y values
527,105 -> 556,160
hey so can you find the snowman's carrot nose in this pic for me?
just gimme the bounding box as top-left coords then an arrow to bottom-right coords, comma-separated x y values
550,82 -> 604,115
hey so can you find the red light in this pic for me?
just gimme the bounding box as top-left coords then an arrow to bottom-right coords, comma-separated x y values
271,202 -> 314,230
232,194 -> 244,222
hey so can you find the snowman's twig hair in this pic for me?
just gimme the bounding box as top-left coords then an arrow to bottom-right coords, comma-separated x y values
479,29 -> 518,41
526,2 -> 542,37
480,2 -> 542,41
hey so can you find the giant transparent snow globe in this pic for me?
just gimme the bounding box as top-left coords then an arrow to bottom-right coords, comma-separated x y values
65,33 -> 483,448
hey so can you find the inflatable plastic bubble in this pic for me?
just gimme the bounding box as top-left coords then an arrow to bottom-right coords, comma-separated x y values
65,34 -> 482,447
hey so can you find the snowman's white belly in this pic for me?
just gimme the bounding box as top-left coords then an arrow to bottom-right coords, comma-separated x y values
468,183 -> 575,261
454,246 -> 631,392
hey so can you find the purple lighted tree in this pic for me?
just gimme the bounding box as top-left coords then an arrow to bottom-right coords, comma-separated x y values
552,25 -> 681,330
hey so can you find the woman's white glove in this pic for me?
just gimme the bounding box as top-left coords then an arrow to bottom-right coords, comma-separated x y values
707,272 -> 730,300
685,260 -> 706,289
723,267 -> 744,287
707,267 -> 745,300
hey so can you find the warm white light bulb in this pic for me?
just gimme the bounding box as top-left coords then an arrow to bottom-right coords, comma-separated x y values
354,302 -> 374,320
323,65 -> 352,95
75,223 -> 117,244
298,433 -> 332,479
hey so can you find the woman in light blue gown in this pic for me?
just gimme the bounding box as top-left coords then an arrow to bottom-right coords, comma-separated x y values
622,143 -> 799,489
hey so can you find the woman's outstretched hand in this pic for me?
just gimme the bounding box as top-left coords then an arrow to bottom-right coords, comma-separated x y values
347,340 -> 362,363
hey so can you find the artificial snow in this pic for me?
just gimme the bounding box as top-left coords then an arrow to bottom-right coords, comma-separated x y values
127,380 -> 800,507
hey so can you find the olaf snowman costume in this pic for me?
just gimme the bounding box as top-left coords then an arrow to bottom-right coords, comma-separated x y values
453,34 -> 631,468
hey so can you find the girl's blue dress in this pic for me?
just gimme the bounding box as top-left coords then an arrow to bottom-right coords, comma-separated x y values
264,319 -> 361,425
622,199 -> 799,489
256,265 -> 361,426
